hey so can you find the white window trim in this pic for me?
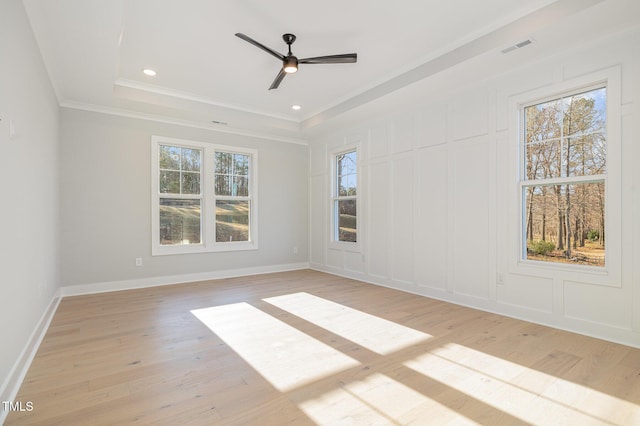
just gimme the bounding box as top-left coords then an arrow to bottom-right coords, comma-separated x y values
151,136 -> 258,256
329,144 -> 361,252
507,66 -> 621,287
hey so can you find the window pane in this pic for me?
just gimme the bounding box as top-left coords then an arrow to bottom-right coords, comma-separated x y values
563,88 -> 607,137
215,152 -> 232,174
216,200 -> 249,242
337,199 -> 357,242
159,145 -> 181,170
566,135 -> 606,177
159,145 -> 201,194
524,182 -> 604,267
337,150 -> 357,196
524,99 -> 562,143
159,170 -> 180,193
181,148 -> 201,171
160,198 -> 201,245
181,171 -> 200,195
215,151 -> 250,196
215,174 -> 229,196
233,153 -> 249,176
524,87 -> 606,181
234,176 -> 249,197
338,151 -> 357,174
338,174 -> 357,196
525,139 -> 561,180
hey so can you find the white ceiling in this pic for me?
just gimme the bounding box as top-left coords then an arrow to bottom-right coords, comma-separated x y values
22,0 -> 639,143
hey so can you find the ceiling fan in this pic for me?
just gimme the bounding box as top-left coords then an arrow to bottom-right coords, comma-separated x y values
235,33 -> 357,90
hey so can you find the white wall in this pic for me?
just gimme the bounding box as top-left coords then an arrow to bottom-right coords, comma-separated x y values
309,28 -> 640,347
0,0 -> 60,402
59,108 -> 308,291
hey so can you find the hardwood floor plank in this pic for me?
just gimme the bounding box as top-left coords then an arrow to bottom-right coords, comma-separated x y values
6,270 -> 640,425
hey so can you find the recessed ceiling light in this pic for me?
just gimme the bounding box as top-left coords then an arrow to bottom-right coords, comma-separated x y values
142,68 -> 157,76
291,105 -> 302,110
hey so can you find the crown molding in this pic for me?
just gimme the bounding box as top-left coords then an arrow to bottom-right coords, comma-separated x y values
59,100 -> 308,146
114,78 -> 299,123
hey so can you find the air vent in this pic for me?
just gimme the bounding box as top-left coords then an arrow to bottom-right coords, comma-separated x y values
501,39 -> 533,54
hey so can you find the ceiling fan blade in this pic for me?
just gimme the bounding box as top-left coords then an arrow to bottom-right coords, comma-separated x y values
235,33 -> 285,61
298,53 -> 357,64
269,68 -> 287,90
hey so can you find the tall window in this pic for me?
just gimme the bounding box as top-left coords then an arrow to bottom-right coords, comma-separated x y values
333,149 -> 357,243
214,151 -> 251,242
520,86 -> 606,267
158,145 -> 202,246
152,137 -> 257,255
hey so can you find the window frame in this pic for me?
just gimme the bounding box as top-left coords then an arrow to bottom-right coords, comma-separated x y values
330,145 -> 360,251
519,84 -> 607,267
151,136 -> 258,256
214,150 -> 252,244
508,67 -> 621,287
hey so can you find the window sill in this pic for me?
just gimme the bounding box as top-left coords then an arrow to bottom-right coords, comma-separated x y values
152,241 -> 259,256
511,257 -> 619,288
328,241 -> 361,253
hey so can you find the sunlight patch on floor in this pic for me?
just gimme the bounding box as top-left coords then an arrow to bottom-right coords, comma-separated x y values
405,343 -> 638,425
191,302 -> 360,391
264,292 -> 431,355
297,373 -> 469,425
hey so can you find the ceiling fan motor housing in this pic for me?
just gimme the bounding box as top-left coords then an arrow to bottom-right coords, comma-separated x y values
283,56 -> 298,73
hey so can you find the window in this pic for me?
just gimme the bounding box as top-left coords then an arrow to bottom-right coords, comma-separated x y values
333,149 -> 357,243
152,136 -> 257,255
214,151 -> 250,242
520,86 -> 606,267
158,145 -> 202,246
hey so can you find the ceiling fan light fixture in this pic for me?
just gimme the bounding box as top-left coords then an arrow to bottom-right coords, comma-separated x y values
234,32 -> 357,89
283,56 -> 298,73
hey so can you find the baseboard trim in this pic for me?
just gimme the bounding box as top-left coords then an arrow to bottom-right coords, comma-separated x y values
309,265 -> 640,350
60,262 -> 310,297
0,292 -> 60,425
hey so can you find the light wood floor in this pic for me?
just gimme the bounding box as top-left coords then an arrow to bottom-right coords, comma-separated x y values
6,270 -> 640,425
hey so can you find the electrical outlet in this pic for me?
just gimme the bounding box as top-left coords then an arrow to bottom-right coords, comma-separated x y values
293,246 -> 298,255
135,257 -> 143,267
497,273 -> 505,285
